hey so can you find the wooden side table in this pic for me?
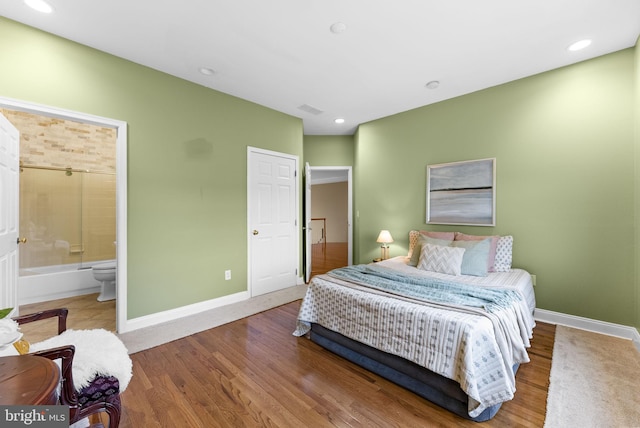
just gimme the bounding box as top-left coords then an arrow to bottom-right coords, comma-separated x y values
0,355 -> 60,405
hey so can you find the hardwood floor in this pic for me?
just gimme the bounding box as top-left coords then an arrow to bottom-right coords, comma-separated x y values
119,301 -> 555,428
310,242 -> 348,278
18,293 -> 115,343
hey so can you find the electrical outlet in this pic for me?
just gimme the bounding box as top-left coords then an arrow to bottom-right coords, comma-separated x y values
531,274 -> 536,286
225,270 -> 231,280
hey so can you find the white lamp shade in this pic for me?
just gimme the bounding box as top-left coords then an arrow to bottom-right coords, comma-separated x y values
376,230 -> 394,244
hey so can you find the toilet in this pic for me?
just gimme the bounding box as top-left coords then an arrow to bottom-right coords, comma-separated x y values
92,262 -> 116,302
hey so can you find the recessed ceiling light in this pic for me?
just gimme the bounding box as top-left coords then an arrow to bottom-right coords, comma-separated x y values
198,67 -> 215,76
24,0 -> 53,13
334,118 -> 345,124
568,39 -> 592,51
425,81 -> 440,90
330,22 -> 347,34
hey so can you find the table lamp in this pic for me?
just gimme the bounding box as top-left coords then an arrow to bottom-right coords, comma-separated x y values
376,230 -> 393,260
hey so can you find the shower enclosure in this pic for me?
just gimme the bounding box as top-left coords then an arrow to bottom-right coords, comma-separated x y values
19,165 -> 116,303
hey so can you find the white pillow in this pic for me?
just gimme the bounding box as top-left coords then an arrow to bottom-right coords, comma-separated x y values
494,236 -> 513,272
417,243 -> 465,276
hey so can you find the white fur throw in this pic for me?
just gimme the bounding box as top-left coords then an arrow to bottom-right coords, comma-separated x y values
30,328 -> 132,392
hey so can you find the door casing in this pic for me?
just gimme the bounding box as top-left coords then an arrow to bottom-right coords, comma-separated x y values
0,97 -> 128,333
305,165 -> 353,280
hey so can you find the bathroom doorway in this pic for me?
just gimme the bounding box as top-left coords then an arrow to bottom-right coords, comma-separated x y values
0,97 -> 128,332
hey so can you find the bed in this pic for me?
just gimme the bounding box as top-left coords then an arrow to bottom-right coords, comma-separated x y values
294,231 -> 535,421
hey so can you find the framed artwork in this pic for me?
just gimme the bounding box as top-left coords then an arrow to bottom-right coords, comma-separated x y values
426,158 -> 496,226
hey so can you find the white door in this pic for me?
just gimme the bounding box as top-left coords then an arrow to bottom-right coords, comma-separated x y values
0,113 -> 20,316
248,148 -> 298,296
304,162 -> 312,283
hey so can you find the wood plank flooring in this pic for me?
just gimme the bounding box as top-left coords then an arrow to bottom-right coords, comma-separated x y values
119,302 -> 555,428
311,242 -> 348,278
19,293 -> 115,343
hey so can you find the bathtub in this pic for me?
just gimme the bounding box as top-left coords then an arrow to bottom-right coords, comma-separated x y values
19,260 -> 116,305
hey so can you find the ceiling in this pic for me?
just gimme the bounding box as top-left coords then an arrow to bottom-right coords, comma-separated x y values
1,1 -> 639,136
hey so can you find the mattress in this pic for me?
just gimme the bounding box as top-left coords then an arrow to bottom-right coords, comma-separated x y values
294,257 -> 536,418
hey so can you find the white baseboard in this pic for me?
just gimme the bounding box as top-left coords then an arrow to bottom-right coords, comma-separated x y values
535,308 -> 640,352
120,290 -> 250,333
118,284 -> 309,353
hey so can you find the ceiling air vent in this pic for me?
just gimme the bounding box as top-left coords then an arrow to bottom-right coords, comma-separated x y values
297,104 -> 324,115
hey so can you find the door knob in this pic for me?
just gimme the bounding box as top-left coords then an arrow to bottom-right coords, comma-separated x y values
253,230 -> 259,235
17,237 -> 27,244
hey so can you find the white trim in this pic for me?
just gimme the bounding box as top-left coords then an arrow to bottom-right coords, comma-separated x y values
310,176 -> 346,185
115,123 -> 128,334
120,291 -> 249,333
535,308 -> 640,352
246,146 -> 300,297
308,166 -> 353,266
118,285 -> 308,353
0,96 -> 129,334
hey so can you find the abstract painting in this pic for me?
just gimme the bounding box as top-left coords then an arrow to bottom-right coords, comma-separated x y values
427,158 -> 496,226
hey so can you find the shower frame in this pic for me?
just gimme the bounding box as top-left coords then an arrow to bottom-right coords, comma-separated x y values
19,163 -> 117,273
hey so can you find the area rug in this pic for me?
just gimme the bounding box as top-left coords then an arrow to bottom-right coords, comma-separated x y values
544,325 -> 640,428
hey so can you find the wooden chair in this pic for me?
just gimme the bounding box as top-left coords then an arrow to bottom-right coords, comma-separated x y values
13,308 -> 122,428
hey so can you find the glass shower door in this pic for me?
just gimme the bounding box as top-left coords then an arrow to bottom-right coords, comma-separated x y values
19,167 -> 83,274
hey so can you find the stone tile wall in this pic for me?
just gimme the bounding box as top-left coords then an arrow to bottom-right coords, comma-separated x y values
0,108 -> 116,172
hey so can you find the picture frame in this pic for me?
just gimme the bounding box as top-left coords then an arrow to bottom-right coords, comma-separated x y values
426,158 -> 496,226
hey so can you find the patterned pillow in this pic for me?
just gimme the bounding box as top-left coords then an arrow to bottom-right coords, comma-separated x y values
408,230 -> 421,258
408,235 -> 454,267
417,243 -> 465,276
494,235 -> 513,272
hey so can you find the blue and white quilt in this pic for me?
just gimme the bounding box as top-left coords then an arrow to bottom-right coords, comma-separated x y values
294,263 -> 535,418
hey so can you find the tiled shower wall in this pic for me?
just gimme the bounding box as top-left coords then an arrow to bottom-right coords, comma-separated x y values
1,108 -> 117,269
1,108 -> 116,172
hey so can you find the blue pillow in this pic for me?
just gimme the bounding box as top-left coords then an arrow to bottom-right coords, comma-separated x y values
451,238 -> 491,276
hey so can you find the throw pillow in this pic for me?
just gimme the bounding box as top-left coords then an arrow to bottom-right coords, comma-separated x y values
454,232 -> 499,271
409,235 -> 454,267
408,230 -> 456,258
451,238 -> 491,276
408,230 -> 421,258
417,243 -> 465,276
494,235 -> 514,272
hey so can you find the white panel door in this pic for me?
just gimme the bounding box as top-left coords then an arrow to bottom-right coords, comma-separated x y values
249,149 -> 298,296
0,113 -> 20,316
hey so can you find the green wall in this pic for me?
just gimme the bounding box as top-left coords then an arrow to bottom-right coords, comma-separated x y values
0,18 -> 303,319
355,48 -> 638,329
303,135 -> 354,166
